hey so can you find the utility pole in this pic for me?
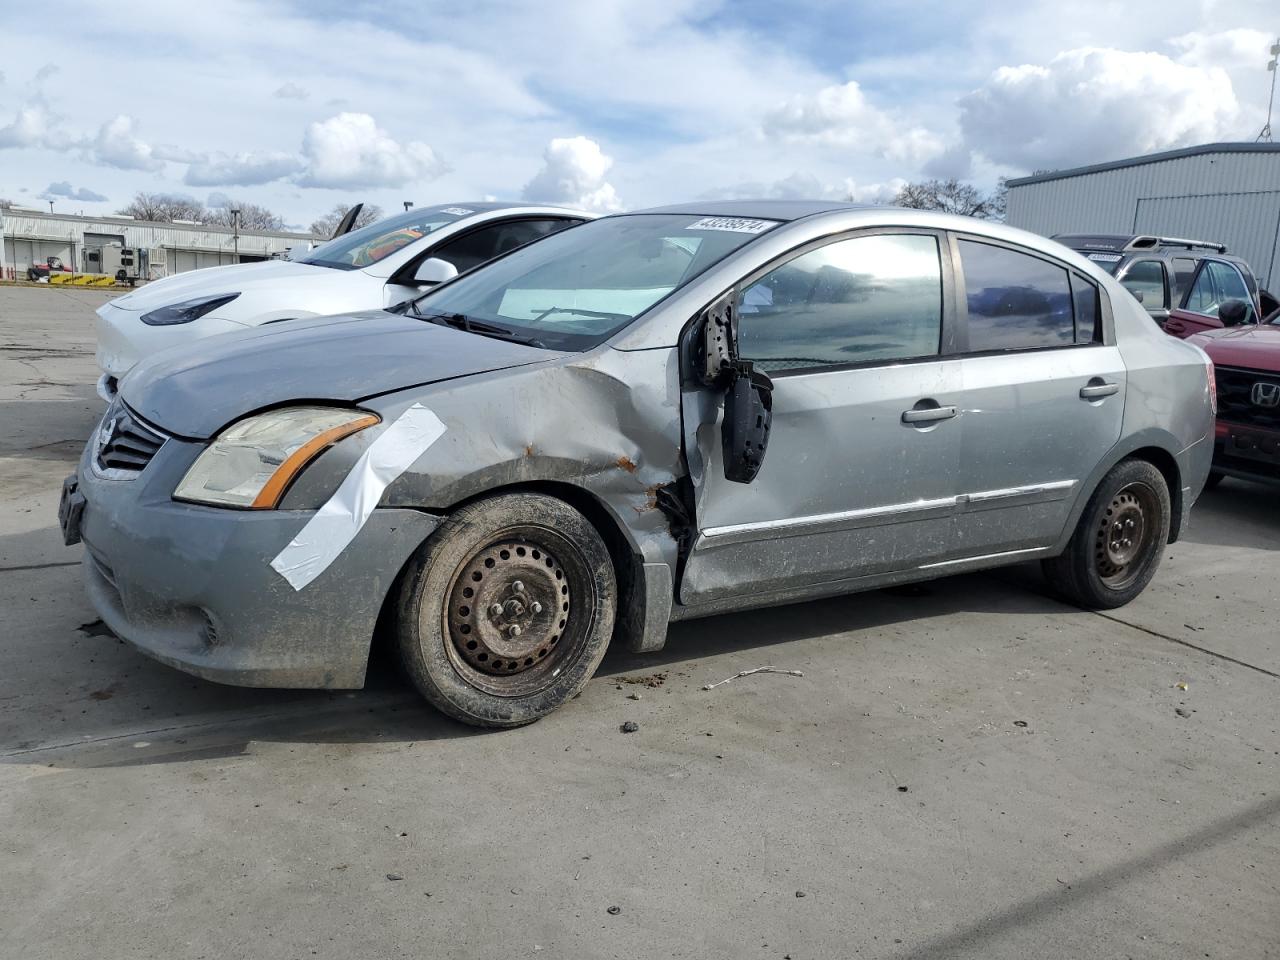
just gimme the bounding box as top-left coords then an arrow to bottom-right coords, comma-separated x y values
403,201 -> 413,212
230,207 -> 241,262
1258,38 -> 1279,143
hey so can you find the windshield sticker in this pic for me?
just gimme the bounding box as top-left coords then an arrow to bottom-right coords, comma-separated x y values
1085,253 -> 1123,263
441,207 -> 475,217
687,216 -> 778,235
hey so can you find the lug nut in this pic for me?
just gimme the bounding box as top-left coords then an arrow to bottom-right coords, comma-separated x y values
530,601 -> 543,614
489,603 -> 504,617
508,625 -> 523,638
512,580 -> 525,593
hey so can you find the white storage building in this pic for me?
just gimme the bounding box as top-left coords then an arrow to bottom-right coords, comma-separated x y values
1006,142 -> 1280,290
1,209 -> 314,281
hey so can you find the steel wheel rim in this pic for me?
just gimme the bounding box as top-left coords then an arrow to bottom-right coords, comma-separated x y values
1094,481 -> 1156,590
441,525 -> 593,698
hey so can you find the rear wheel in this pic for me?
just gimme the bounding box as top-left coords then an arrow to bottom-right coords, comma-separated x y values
1042,459 -> 1170,609
397,493 -> 616,727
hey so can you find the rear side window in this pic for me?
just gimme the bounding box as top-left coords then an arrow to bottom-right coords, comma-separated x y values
1119,260 -> 1166,308
737,233 -> 943,373
1071,274 -> 1102,344
958,240 -> 1074,351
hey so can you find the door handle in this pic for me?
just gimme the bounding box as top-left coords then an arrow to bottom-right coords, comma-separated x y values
1164,320 -> 1185,335
901,405 -> 958,424
1079,381 -> 1120,400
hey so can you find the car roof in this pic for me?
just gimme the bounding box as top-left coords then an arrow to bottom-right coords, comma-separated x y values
623,199 -> 874,222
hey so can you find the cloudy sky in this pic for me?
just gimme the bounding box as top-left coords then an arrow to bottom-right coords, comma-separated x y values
0,0 -> 1275,227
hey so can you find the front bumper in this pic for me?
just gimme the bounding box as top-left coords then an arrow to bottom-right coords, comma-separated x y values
73,436 -> 440,689
95,301 -> 247,380
1210,420 -> 1280,486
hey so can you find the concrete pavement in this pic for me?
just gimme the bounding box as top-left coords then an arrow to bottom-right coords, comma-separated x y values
2,286 -> 1276,960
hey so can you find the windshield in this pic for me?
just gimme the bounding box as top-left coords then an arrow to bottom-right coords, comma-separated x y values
410,213 -> 779,350
1069,250 -> 1124,275
303,205 -> 475,270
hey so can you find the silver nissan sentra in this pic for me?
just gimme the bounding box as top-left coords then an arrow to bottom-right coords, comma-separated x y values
61,201 -> 1215,727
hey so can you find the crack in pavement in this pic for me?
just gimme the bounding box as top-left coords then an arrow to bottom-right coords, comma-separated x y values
0,560 -> 81,574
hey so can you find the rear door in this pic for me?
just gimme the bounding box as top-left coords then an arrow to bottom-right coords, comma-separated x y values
947,235 -> 1126,558
1116,258 -> 1169,321
678,229 -> 963,605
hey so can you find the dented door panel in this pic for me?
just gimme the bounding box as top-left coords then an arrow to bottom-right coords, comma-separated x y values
679,360 -> 963,605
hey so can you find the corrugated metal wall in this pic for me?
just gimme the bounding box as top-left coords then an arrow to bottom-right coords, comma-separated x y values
1007,150 -> 1280,290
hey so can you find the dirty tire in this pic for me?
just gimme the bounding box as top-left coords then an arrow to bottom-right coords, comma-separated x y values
397,493 -> 615,728
1042,458 -> 1170,610
1202,470 -> 1223,491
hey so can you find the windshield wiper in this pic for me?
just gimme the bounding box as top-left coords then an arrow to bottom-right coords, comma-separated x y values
530,305 -> 630,322
415,311 -> 548,349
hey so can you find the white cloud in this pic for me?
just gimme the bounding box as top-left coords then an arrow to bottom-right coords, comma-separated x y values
521,136 -> 622,212
40,180 -> 108,202
703,172 -> 905,204
92,115 -> 163,171
0,106 -> 77,150
958,47 -> 1240,171
297,112 -> 447,189
273,81 -> 309,100
762,81 -> 944,166
185,150 -> 304,186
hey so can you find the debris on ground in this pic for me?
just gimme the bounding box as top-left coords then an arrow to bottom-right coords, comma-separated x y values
1175,707 -> 1191,718
620,721 -> 639,733
386,873 -> 404,881
619,672 -> 667,688
77,619 -> 113,638
627,692 -> 641,701
897,786 -> 909,793
795,890 -> 806,898
1176,681 -> 1189,691
702,666 -> 804,690
607,905 -> 621,915
1013,720 -> 1029,728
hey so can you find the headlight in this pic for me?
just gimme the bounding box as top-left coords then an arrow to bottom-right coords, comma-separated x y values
141,293 -> 240,326
174,406 -> 380,509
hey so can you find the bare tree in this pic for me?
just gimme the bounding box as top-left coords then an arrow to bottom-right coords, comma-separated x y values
894,178 -> 1004,220
204,201 -> 285,231
116,192 -> 207,223
310,202 -> 384,239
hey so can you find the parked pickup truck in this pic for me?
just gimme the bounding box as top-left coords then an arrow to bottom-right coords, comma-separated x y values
1188,314 -> 1280,487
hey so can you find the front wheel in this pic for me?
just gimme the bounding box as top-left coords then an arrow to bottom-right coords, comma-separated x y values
397,493 -> 616,727
1042,459 -> 1171,609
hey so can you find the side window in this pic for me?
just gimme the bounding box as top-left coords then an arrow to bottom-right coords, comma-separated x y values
1171,257 -> 1197,303
1185,261 -> 1255,321
958,240 -> 1074,351
1119,259 -> 1166,308
431,219 -> 574,274
737,233 -> 943,373
1070,273 -> 1102,344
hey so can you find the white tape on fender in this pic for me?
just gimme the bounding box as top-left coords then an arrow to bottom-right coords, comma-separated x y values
270,404 -> 447,591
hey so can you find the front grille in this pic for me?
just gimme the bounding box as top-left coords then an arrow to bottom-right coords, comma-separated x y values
95,401 -> 167,476
1216,366 -> 1280,430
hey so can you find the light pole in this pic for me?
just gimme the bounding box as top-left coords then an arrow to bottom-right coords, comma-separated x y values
230,207 -> 241,262
403,201 -> 413,212
1258,39 -> 1279,143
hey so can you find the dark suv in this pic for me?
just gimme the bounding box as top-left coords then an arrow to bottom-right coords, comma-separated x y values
1054,234 -> 1278,335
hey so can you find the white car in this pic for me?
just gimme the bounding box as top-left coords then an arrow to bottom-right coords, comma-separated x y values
94,203 -> 591,399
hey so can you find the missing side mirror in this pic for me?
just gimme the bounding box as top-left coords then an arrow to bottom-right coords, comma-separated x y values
696,293 -> 736,386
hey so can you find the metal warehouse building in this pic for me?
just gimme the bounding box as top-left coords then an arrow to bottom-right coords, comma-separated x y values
1006,142 -> 1280,290
1,209 -> 314,281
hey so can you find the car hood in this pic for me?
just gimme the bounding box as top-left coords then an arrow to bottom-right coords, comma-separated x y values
1188,324 -> 1280,370
107,260 -> 341,312
120,311 -> 566,439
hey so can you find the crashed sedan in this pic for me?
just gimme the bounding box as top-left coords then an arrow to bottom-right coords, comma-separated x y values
61,201 -> 1215,727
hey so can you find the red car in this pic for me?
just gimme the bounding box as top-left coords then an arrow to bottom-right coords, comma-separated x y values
1188,312 -> 1280,487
